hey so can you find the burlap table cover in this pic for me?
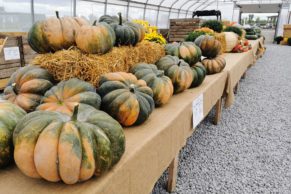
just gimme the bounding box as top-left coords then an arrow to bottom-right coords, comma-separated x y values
0,72 -> 227,194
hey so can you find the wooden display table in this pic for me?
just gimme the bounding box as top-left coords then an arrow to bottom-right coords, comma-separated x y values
0,72 -> 227,194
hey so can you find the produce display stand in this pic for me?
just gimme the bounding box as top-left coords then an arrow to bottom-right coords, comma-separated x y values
223,38 -> 264,107
0,71 -> 227,194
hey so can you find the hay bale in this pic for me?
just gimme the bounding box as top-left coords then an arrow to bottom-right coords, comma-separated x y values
214,33 -> 226,54
33,41 -> 165,86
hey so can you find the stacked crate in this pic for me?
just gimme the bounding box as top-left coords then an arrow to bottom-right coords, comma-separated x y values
169,18 -> 203,42
283,24 -> 291,38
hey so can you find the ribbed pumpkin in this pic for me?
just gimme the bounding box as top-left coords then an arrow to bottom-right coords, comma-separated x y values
99,14 -> 127,24
0,101 -> 26,168
3,65 -> 54,112
130,63 -> 173,106
37,78 -> 101,116
165,42 -> 201,65
98,72 -> 155,127
28,11 -> 89,53
223,32 -> 239,52
109,13 -> 144,46
190,62 -> 207,88
75,21 -> 116,54
194,35 -> 222,58
13,104 -> 125,184
156,55 -> 193,94
202,55 -> 226,75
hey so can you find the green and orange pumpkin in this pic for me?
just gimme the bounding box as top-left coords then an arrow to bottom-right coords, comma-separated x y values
0,101 -> 26,168
75,20 -> 116,54
13,104 -> 125,184
130,63 -> 173,106
98,72 -> 155,126
190,62 -> 207,88
3,65 -> 55,112
156,55 -> 193,94
28,11 -> 89,53
194,35 -> 222,58
202,55 -> 226,74
165,42 -> 202,65
37,78 -> 101,116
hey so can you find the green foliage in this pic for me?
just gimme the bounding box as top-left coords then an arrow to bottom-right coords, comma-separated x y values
274,36 -> 283,42
185,31 -> 206,41
201,20 -> 223,33
245,28 -> 256,35
288,38 -> 291,46
223,26 -> 243,37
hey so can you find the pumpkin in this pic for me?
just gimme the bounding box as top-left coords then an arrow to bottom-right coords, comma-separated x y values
28,11 -> 89,53
202,55 -> 226,75
37,78 -> 101,116
98,72 -> 155,126
156,55 -> 193,94
223,32 -> 239,52
3,65 -> 54,112
75,20 -> 116,54
164,42 -> 201,65
109,13 -> 144,46
190,62 -> 207,88
99,14 -> 127,24
130,63 -> 173,106
13,104 -> 125,184
0,101 -> 26,168
194,35 -> 222,58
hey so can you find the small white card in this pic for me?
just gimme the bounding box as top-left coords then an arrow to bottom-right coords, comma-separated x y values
192,94 -> 204,129
4,47 -> 20,61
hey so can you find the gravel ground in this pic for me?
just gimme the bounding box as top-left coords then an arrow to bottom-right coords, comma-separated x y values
152,44 -> 291,194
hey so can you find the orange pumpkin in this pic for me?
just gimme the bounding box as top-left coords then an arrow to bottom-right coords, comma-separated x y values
3,66 -> 54,112
75,21 -> 116,54
98,72 -> 155,126
28,11 -> 89,53
37,78 -> 101,116
202,55 -> 226,74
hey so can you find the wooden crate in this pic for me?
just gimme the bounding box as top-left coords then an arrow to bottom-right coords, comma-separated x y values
283,24 -> 291,38
169,18 -> 203,42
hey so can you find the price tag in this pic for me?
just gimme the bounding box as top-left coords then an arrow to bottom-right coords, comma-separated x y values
192,94 -> 204,129
4,47 -> 20,61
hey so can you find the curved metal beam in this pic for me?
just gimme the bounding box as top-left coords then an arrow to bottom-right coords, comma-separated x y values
156,0 -> 167,26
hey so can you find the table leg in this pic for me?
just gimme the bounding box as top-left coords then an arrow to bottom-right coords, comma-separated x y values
167,155 -> 179,193
214,98 -> 222,125
234,82 -> 239,94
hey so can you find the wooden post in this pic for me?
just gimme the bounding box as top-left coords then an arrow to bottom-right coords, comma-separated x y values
17,36 -> 25,67
167,155 -> 179,193
214,98 -> 222,125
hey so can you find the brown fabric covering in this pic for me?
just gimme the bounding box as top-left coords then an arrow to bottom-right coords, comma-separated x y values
32,41 -> 165,87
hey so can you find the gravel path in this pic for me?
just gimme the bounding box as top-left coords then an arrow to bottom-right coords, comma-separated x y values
152,44 -> 291,194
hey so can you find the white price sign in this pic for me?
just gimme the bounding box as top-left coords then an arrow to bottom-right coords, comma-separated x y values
192,94 -> 204,129
4,47 -> 20,61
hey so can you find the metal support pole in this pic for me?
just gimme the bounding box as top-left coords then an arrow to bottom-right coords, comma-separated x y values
31,0 -> 35,24
73,0 -> 77,17
143,0 -> 149,20
104,0 -> 108,15
126,0 -> 130,19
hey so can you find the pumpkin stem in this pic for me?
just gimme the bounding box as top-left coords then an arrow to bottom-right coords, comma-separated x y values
157,70 -> 164,77
177,61 -> 182,66
11,83 -> 17,94
93,20 -> 97,26
118,12 -> 122,25
55,11 -> 60,19
129,84 -> 135,93
71,104 -> 79,121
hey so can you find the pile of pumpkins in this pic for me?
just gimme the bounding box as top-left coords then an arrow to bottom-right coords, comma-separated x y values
28,11 -> 145,54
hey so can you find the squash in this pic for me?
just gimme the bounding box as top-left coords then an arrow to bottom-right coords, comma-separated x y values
28,11 -> 88,53
156,55 -> 193,94
0,101 -> 26,168
202,55 -> 226,74
37,78 -> 101,116
75,20 -> 116,54
98,72 -> 155,126
164,42 -> 201,65
190,62 -> 207,88
99,14 -> 127,24
13,104 -> 125,184
194,35 -> 222,58
3,65 -> 54,112
130,63 -> 173,106
223,32 -> 239,52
